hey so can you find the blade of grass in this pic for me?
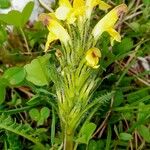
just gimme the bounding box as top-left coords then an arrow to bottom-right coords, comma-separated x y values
51,107 -> 56,146
105,125 -> 112,150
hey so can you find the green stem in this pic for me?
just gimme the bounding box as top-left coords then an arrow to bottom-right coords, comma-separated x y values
64,129 -> 74,150
20,27 -> 31,54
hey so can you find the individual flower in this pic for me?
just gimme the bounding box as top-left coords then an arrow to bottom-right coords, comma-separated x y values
92,4 -> 127,43
85,47 -> 101,68
85,0 -> 111,19
55,0 -> 85,24
39,13 -> 71,51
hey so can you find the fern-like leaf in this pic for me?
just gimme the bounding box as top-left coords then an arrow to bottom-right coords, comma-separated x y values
6,132 -> 22,150
82,91 -> 114,115
72,92 -> 114,131
0,114 -> 46,150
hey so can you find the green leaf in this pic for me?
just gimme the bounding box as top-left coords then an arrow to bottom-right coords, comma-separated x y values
24,54 -> 51,86
6,132 -> 22,150
40,107 -> 50,120
37,118 -> 45,126
0,1 -> 34,27
113,38 -> 133,55
37,107 -> 50,126
0,77 -> 9,86
0,11 -> 22,27
21,1 -> 34,26
130,22 -> 140,32
0,85 -> 6,104
3,67 -> 26,86
26,95 -> 41,106
0,25 -> 7,44
0,114 -> 45,149
0,77 -> 9,104
0,0 -> 11,9
29,108 -> 40,121
113,90 -> 124,106
88,140 -> 105,150
76,122 -> 96,144
105,125 -> 112,150
127,88 -> 149,103
137,102 -> 148,122
138,125 -> 150,143
119,133 -> 133,141
29,107 -> 50,126
143,0 -> 150,5
51,108 -> 56,146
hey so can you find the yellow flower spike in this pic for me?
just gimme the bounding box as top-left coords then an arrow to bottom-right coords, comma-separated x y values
92,4 -> 127,41
86,0 -> 111,18
39,13 -> 71,51
85,47 -> 101,68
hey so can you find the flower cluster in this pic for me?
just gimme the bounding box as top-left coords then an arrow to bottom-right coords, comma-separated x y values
39,0 -> 127,68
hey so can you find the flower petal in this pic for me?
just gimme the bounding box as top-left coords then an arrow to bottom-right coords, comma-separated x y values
55,6 -> 71,20
93,65 -> 100,69
39,13 -> 71,48
86,0 -> 97,7
87,0 -> 111,9
47,19 -> 71,45
56,0 -> 73,21
107,28 -> 121,42
73,0 -> 85,9
92,4 -> 127,39
85,0 -> 111,18
72,6 -> 85,16
45,32 -> 58,52
108,28 -> 121,46
59,0 -> 72,8
99,1 -> 111,10
85,0 -> 96,18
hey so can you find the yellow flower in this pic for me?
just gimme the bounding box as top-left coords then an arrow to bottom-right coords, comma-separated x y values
55,0 -> 111,23
92,4 -> 127,43
85,47 -> 101,69
39,13 -> 71,51
85,0 -> 111,19
55,0 -> 85,24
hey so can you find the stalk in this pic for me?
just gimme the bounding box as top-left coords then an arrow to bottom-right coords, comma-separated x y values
64,128 -> 74,150
19,27 -> 31,54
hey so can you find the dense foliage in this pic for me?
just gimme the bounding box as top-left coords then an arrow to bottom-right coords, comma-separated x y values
0,0 -> 150,150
